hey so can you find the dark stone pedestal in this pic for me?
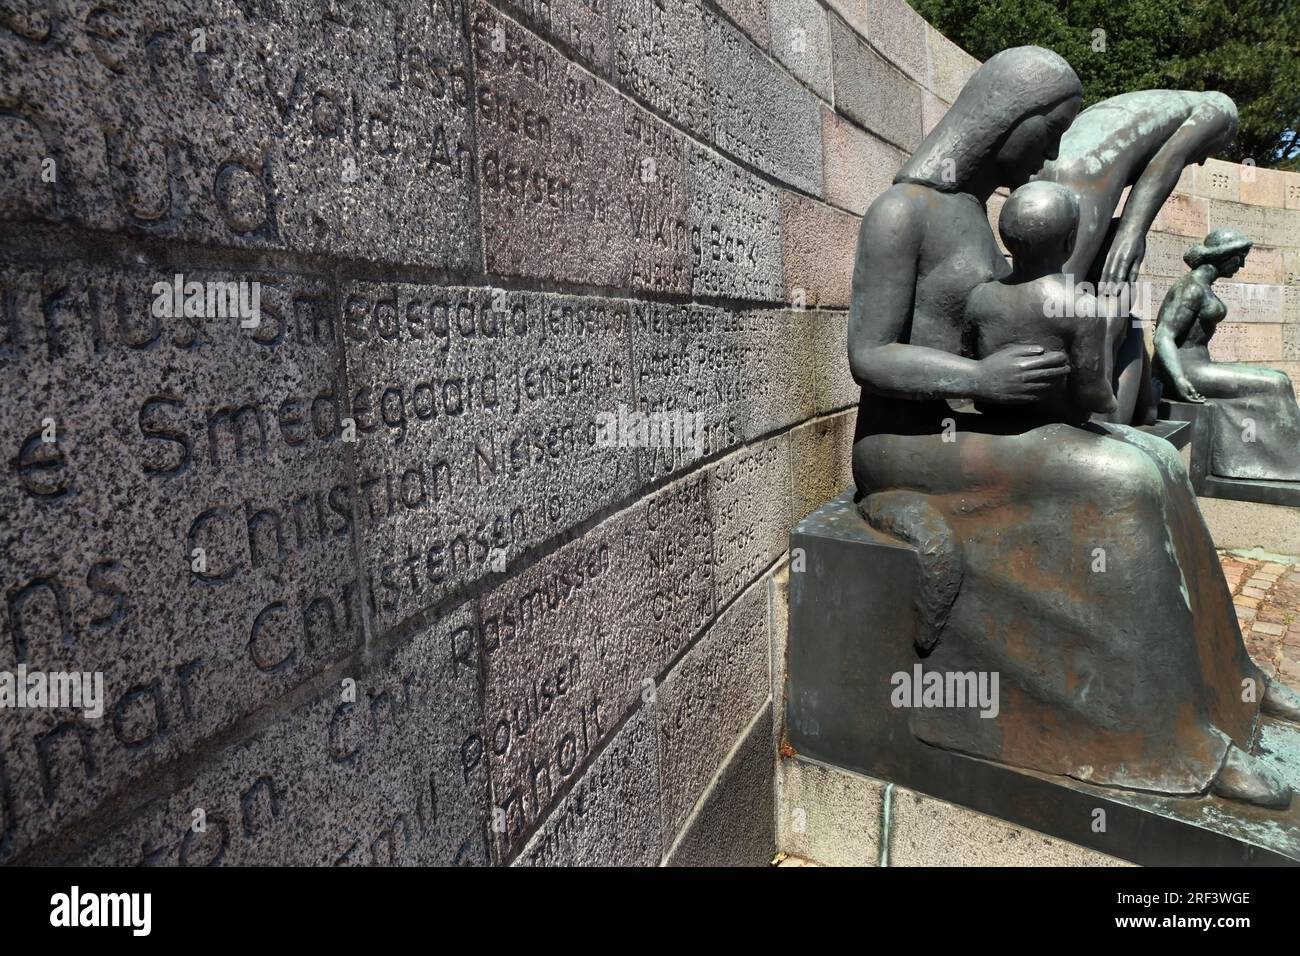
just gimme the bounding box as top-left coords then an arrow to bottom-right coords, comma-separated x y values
1139,416 -> 1193,450
786,492 -> 1300,866
1163,400 -> 1300,507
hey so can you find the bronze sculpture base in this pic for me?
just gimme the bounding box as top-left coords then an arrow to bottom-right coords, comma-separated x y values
786,492 -> 1300,865
1164,401 -> 1300,508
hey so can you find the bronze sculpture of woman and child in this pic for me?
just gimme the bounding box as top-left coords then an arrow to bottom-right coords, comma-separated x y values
848,46 -> 1300,809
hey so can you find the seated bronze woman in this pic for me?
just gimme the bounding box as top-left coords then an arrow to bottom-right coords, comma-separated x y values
849,47 -> 1300,807
1154,228 -> 1300,481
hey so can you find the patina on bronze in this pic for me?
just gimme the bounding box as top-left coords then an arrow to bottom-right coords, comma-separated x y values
1039,90 -> 1239,426
845,47 -> 1300,809
1154,229 -> 1300,481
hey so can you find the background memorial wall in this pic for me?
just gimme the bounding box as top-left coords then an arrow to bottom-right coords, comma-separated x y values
2,0 -> 1296,868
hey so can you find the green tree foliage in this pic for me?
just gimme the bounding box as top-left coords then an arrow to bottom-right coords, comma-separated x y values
909,0 -> 1300,169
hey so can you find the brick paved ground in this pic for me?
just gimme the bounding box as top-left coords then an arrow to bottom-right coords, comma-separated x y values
1219,552 -> 1300,686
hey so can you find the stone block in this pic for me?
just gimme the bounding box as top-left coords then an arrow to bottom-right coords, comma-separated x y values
768,560 -> 790,749
821,105 -> 906,216
1148,237 -> 1282,287
1236,246 -> 1285,286
491,0 -> 613,73
515,701 -> 663,866
705,11 -> 824,196
776,756 -> 883,866
613,0 -> 822,194
860,0 -> 930,85
1240,165 -> 1288,208
0,259 -> 359,863
1143,231 -> 1193,278
1208,199 -> 1300,249
1134,278 -> 1171,323
926,24 -> 978,104
611,0 -> 711,136
656,577 -> 770,840
710,435 -> 792,608
1264,208 -> 1300,250
630,303 -> 815,480
781,192 -> 859,309
1207,323 -> 1283,364
1200,495 -> 1300,553
1285,323 -> 1300,362
888,786 -> 1131,866
1196,159 -> 1241,203
473,2 -> 689,293
1207,198 -> 1266,242
921,90 -> 948,138
829,17 -> 923,152
342,282 -> 638,633
623,473 -> 718,675
810,309 -> 858,413
1206,323 -> 1247,362
1116,184 -> 1134,217
686,143 -> 786,302
826,0 -> 869,39
666,703 -> 775,866
476,518 -> 625,858
1284,248 -> 1300,286
767,0 -> 834,103
0,0 -> 479,270
1215,281 -> 1285,324
716,0 -> 770,48
74,606 -> 489,866
764,556 -> 785,697
789,410 -> 855,521
1286,172 -> 1300,211
1152,193 -> 1209,238
476,472 -> 714,856
1281,362 -> 1300,402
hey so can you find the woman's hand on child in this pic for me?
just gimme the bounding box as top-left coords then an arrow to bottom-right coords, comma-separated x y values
975,344 -> 1070,404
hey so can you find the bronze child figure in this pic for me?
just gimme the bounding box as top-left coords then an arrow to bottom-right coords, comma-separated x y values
966,181 -> 1117,423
